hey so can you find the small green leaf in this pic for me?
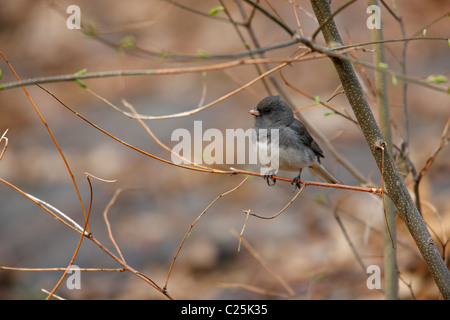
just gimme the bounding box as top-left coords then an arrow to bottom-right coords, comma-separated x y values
197,49 -> 211,59
392,75 -> 398,85
314,96 -> 321,104
425,74 -> 448,83
209,6 -> 224,15
74,68 -> 87,76
378,62 -> 388,69
118,35 -> 136,51
422,28 -> 427,37
74,79 -> 87,88
82,23 -> 97,37
73,69 -> 87,88
324,111 -> 335,116
0,68 -> 2,80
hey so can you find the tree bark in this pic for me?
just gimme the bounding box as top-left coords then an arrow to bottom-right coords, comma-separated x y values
309,0 -> 450,299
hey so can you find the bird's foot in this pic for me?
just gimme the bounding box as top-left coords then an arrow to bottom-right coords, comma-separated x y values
262,169 -> 277,186
263,174 -> 277,186
291,175 -> 303,191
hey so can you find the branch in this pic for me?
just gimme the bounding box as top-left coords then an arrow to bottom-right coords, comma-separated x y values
162,0 -> 239,24
164,177 -> 248,292
309,0 -> 450,299
0,55 -> 308,91
230,168 -> 382,194
0,129 -> 9,162
0,50 -> 90,229
35,84 -> 232,175
1,36 -> 446,94
298,38 -> 449,94
311,0 -> 358,41
416,118 -> 450,180
368,0 -> 397,299
243,0 -> 297,37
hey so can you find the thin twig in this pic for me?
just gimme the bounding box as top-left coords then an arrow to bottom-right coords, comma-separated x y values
243,183 -> 306,219
230,167 -> 382,194
222,0 -> 272,94
45,174 -> 94,300
36,84 -> 231,175
416,118 -> 450,180
0,129 -> 8,161
0,266 -> 126,272
297,38 -> 449,93
0,50 -> 90,231
162,0 -> 239,24
41,289 -> 65,300
87,89 -> 211,171
244,0 -> 297,36
311,0 -> 358,41
279,69 -> 358,125
410,11 -> 450,37
229,228 -> 297,298
115,60 -> 292,120
163,177 -> 248,292
219,282 -> 292,299
291,0 -> 305,36
333,193 -> 368,274
238,209 -> 251,252
0,179 -> 87,235
103,188 -> 128,263
87,234 -> 174,299
1,38 -> 445,93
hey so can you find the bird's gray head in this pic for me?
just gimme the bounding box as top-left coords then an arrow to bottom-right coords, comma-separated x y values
249,95 -> 294,126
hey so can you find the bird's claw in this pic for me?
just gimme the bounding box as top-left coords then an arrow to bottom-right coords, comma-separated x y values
264,174 -> 277,186
291,176 -> 303,190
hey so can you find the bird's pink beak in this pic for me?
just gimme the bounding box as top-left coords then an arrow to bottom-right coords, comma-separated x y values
249,108 -> 260,116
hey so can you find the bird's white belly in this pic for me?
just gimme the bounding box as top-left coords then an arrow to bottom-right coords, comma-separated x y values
253,141 -> 315,172
277,146 -> 315,171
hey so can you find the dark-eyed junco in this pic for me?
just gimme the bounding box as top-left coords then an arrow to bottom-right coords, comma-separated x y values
249,95 -> 340,186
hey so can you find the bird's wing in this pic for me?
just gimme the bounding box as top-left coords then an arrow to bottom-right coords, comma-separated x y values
288,119 -> 324,159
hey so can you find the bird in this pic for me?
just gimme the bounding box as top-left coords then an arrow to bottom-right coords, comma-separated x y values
249,95 -> 340,187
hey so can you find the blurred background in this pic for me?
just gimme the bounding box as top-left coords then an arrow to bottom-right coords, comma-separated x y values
0,0 -> 448,299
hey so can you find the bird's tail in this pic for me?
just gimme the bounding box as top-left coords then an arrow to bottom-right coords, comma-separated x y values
310,163 -> 341,184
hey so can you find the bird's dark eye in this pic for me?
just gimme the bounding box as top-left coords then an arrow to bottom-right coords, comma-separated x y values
264,108 -> 271,114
